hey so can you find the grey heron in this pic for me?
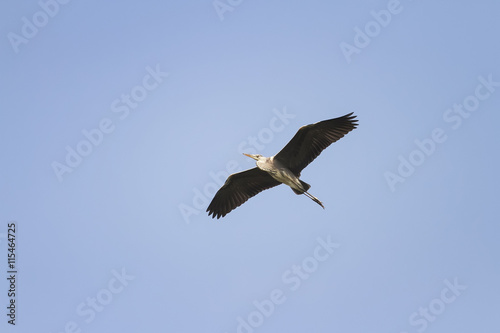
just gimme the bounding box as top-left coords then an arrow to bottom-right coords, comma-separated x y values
207,113 -> 358,219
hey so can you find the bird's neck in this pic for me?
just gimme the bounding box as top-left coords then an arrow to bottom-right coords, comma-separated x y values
256,156 -> 273,171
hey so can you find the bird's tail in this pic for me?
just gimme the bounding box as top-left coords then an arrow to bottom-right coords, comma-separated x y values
291,180 -> 311,194
290,180 -> 324,208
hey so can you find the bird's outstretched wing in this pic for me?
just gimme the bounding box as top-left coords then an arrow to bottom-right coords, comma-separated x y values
274,113 -> 358,175
207,167 -> 281,219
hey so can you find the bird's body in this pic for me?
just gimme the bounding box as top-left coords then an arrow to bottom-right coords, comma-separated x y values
249,154 -> 323,206
254,155 -> 296,189
207,113 -> 358,219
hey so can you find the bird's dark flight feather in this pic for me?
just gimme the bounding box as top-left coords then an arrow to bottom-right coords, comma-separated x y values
206,167 -> 281,219
274,113 -> 358,175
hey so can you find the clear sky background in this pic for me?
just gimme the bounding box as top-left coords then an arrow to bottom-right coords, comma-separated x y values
1,1 -> 499,332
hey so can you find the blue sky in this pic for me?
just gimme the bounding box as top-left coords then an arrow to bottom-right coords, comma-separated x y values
1,1 -> 499,332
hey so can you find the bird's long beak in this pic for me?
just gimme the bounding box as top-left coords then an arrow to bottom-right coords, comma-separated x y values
243,153 -> 257,160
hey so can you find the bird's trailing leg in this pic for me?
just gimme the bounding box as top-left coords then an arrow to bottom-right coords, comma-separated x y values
303,191 -> 325,209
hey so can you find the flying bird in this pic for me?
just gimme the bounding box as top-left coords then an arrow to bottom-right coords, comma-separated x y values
206,113 -> 358,218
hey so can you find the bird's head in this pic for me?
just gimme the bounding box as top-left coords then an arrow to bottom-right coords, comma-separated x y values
243,153 -> 263,161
